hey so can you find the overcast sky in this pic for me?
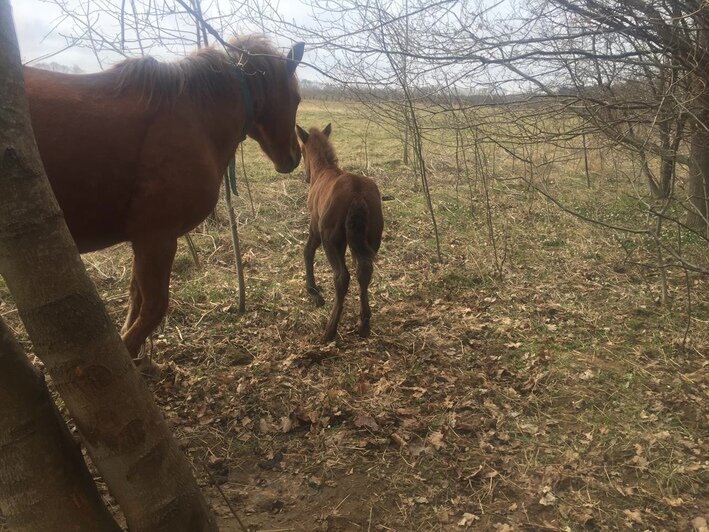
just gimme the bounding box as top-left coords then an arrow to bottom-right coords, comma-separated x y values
9,0 -> 313,74
10,0 -> 102,70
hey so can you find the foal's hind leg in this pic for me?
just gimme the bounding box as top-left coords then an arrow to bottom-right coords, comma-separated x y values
322,234 -> 349,343
304,225 -> 325,307
121,257 -> 142,335
121,237 -> 177,358
355,258 -> 374,338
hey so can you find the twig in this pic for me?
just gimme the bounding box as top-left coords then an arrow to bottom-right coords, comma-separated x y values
224,169 -> 246,313
184,233 -> 201,269
333,493 -> 350,512
202,462 -> 249,532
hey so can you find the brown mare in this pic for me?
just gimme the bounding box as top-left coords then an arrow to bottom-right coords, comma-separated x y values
296,124 -> 384,342
24,35 -> 304,358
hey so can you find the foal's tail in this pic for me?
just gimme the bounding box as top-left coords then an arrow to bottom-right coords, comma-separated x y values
345,199 -> 375,260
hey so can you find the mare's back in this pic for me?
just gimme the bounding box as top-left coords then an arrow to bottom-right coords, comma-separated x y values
23,67 -> 160,251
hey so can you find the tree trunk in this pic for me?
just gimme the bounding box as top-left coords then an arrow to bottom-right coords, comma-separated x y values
687,111 -> 709,233
658,120 -> 673,198
687,14 -> 709,233
0,3 -> 217,530
0,318 -> 120,532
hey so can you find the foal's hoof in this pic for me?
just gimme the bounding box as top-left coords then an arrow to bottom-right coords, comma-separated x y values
358,322 -> 371,338
309,289 -> 325,307
321,331 -> 336,344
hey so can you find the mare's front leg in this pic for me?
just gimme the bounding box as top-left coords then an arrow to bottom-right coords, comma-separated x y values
322,233 -> 349,343
121,256 -> 142,335
121,236 -> 177,358
304,223 -> 325,307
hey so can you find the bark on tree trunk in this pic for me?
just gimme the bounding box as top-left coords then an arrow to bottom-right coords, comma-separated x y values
687,112 -> 709,233
0,3 -> 217,530
0,318 -> 120,532
687,15 -> 709,233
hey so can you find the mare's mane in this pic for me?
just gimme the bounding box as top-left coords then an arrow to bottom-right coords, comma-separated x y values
112,35 -> 287,105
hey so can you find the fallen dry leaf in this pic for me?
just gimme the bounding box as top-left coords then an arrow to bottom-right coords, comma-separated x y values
427,430 -> 445,450
390,432 -> 406,448
280,416 -> 294,433
493,525 -> 514,532
458,512 -> 479,527
539,490 -> 557,506
259,418 -> 273,434
354,414 -> 380,431
408,440 -> 425,457
662,496 -> 684,507
692,516 -> 708,532
623,509 -> 643,524
437,508 -> 451,523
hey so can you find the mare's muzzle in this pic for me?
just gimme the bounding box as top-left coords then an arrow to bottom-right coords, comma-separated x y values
274,147 -> 301,174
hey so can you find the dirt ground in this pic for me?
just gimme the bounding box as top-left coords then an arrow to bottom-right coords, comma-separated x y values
1,100 -> 707,530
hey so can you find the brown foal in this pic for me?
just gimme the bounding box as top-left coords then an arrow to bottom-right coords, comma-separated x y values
296,124 -> 384,342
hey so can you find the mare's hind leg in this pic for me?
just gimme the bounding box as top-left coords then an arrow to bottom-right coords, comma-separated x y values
304,226 -> 325,307
121,236 -> 177,358
121,257 -> 142,335
322,234 -> 349,343
355,258 -> 374,338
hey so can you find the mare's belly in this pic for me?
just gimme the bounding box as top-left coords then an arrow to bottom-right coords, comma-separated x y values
46,165 -> 133,253
62,206 -> 129,253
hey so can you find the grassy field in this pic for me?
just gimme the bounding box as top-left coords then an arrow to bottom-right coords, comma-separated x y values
1,99 -> 707,530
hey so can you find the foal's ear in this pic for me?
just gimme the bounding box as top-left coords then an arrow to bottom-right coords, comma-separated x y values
287,42 -> 305,75
296,125 -> 309,143
322,123 -> 332,137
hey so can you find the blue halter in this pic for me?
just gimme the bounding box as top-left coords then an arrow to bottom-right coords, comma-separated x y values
236,70 -> 255,142
228,69 -> 256,194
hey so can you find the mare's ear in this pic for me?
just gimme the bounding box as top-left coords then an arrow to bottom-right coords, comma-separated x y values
287,42 -> 305,75
296,125 -> 309,144
322,123 -> 332,137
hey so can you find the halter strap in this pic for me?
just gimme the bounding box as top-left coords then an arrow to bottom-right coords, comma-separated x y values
230,66 -> 255,194
227,156 -> 238,195
236,70 -> 255,142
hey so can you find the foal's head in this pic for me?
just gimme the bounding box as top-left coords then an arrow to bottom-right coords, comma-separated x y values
230,36 -> 305,174
295,123 -> 336,183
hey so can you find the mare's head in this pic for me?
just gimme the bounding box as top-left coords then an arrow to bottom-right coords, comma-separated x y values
295,123 -> 334,183
231,36 -> 305,173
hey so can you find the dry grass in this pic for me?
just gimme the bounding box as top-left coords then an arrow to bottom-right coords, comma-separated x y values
1,99 -> 707,531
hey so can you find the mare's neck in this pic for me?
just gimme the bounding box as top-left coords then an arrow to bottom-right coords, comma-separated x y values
204,71 -> 261,170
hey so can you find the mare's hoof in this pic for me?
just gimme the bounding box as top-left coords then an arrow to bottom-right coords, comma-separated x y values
358,323 -> 371,338
135,357 -> 165,379
321,332 -> 336,344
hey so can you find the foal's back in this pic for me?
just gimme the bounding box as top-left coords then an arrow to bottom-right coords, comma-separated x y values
316,172 -> 383,255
